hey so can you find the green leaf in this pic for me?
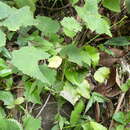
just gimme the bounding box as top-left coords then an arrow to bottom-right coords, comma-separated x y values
90,121 -> 107,130
120,79 -> 130,92
23,115 -> 41,130
94,67 -> 110,83
85,46 -> 99,67
11,46 -> 51,85
24,81 -> 43,104
70,100 -> 84,125
80,50 -> 91,66
0,119 -> 22,130
82,121 -> 107,130
104,37 -> 130,46
0,69 -> 12,77
1,6 -> 36,31
75,0 -> 112,36
48,56 -> 62,69
60,82 -> 80,105
36,16 -> 60,35
60,44 -> 83,65
116,125 -> 125,130
70,0 -> 79,5
103,0 -> 121,12
126,0 -> 130,13
61,17 -> 82,38
65,70 -> 84,85
0,107 -> 6,118
76,80 -> 90,99
0,1 -> 14,20
14,0 -> 37,12
0,30 -> 6,48
85,92 -> 109,112
113,112 -> 126,125
0,91 -> 14,106
39,65 -> 57,85
14,97 -> 24,105
0,58 -> 12,77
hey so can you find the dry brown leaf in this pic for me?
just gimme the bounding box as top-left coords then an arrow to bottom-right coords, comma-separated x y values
99,52 -> 119,67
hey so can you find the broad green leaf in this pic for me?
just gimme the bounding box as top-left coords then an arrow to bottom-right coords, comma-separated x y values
85,46 -> 99,66
0,1 -> 14,20
1,6 -> 36,31
11,46 -> 51,84
60,82 -> 80,105
0,30 -> 6,48
39,65 -> 57,85
85,92 -> 109,112
24,81 -> 43,104
116,125 -> 125,130
0,58 -> 12,77
92,92 -> 109,103
0,119 -> 22,130
75,0 -> 112,36
76,80 -> 90,99
48,56 -> 62,69
126,0 -> 130,13
104,37 -> 130,46
120,79 -> 130,92
0,91 -> 14,106
0,69 -> 12,77
103,0 -> 121,12
94,67 -> 110,83
23,115 -> 41,130
36,16 -> 60,35
113,112 -> 126,125
80,51 -> 91,66
60,44 -> 83,65
61,17 -> 82,38
14,0 -> 37,12
90,121 -> 107,130
82,121 -> 107,130
70,100 -> 84,125
65,70 -> 85,85
0,107 -> 6,118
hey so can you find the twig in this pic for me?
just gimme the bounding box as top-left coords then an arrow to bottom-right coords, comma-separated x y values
37,3 -> 71,11
109,92 -> 126,130
36,93 -> 51,118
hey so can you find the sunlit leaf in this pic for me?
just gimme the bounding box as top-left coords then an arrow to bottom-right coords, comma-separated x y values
75,0 -> 112,36
60,82 -> 80,105
94,67 -> 110,83
1,6 -> 36,31
61,17 -> 82,38
85,46 -> 99,66
48,56 -> 62,69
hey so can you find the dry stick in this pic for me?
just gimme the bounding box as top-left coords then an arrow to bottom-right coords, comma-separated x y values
109,92 -> 126,130
36,94 -> 51,118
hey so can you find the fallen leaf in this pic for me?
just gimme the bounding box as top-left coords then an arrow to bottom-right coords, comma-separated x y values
99,52 -> 119,67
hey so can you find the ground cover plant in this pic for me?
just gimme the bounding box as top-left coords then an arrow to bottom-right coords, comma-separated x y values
0,0 -> 130,129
